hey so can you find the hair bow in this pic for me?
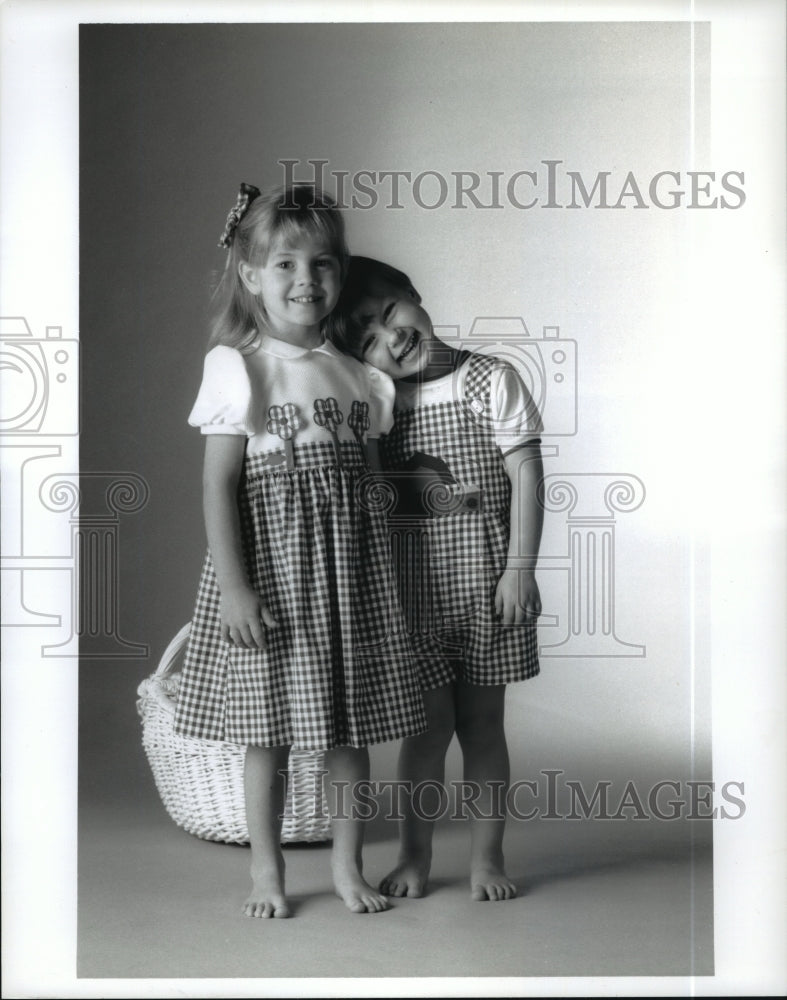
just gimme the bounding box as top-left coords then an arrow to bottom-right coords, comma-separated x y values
217,182 -> 261,249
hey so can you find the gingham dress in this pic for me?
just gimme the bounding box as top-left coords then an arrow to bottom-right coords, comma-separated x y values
381,352 -> 541,690
174,337 -> 426,750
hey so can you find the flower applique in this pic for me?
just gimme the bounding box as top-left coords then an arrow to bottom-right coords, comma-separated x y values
313,397 -> 344,465
267,403 -> 301,470
348,400 -> 370,445
347,399 -> 374,467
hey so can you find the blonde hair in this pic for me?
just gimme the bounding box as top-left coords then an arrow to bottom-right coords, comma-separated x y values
208,184 -> 348,351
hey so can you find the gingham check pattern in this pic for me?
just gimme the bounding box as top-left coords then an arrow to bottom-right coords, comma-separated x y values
174,440 -> 426,750
382,353 -> 540,689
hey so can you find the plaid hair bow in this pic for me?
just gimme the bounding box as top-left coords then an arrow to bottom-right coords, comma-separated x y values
217,182 -> 261,249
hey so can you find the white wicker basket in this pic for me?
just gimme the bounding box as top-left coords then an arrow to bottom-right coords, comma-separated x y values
137,623 -> 331,845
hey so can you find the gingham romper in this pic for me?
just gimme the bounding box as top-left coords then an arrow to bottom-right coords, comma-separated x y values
381,352 -> 542,690
173,334 -> 426,750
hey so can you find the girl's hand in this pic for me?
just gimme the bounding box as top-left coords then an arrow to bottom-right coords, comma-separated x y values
219,585 -> 278,650
494,567 -> 542,626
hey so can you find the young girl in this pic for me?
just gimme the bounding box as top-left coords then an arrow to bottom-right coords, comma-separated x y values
173,188 -> 426,918
332,256 -> 544,903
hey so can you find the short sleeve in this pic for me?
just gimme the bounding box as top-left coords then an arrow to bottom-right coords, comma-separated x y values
489,362 -> 543,451
364,363 -> 396,436
188,346 -> 252,436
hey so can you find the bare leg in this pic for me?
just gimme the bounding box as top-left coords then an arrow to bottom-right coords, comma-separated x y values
380,684 -> 455,898
454,683 -> 517,901
325,745 -> 388,913
243,743 -> 292,917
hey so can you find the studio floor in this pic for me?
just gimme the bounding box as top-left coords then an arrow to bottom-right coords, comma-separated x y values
78,788 -> 713,981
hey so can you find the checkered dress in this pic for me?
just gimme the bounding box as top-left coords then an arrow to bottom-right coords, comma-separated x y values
381,353 -> 540,690
174,440 -> 426,750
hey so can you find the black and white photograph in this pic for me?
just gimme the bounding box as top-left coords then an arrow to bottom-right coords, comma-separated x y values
2,1 -> 785,996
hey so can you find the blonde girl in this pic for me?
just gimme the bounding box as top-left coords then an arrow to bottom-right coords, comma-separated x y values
174,187 -> 425,917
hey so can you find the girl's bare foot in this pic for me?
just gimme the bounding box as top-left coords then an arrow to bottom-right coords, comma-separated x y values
379,851 -> 432,898
243,860 -> 291,918
470,861 -> 517,902
333,864 -> 389,913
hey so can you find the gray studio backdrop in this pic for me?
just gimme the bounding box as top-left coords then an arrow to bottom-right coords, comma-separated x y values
79,22 -> 711,819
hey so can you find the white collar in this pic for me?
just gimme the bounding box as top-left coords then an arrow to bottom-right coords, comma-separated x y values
253,332 -> 341,360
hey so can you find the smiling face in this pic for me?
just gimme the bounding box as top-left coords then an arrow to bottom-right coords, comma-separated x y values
239,234 -> 342,346
348,276 -> 437,379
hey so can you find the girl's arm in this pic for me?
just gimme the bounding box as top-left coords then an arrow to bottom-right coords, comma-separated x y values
494,441 -> 544,625
203,434 -> 278,649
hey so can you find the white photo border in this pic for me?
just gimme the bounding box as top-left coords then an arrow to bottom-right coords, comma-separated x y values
1,1 -> 785,996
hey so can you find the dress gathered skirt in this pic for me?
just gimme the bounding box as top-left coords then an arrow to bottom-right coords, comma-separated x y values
174,441 -> 426,750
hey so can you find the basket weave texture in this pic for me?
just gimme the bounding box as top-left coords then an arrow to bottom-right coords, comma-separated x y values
137,623 -> 331,845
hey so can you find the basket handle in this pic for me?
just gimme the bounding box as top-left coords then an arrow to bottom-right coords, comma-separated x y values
154,623 -> 192,678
